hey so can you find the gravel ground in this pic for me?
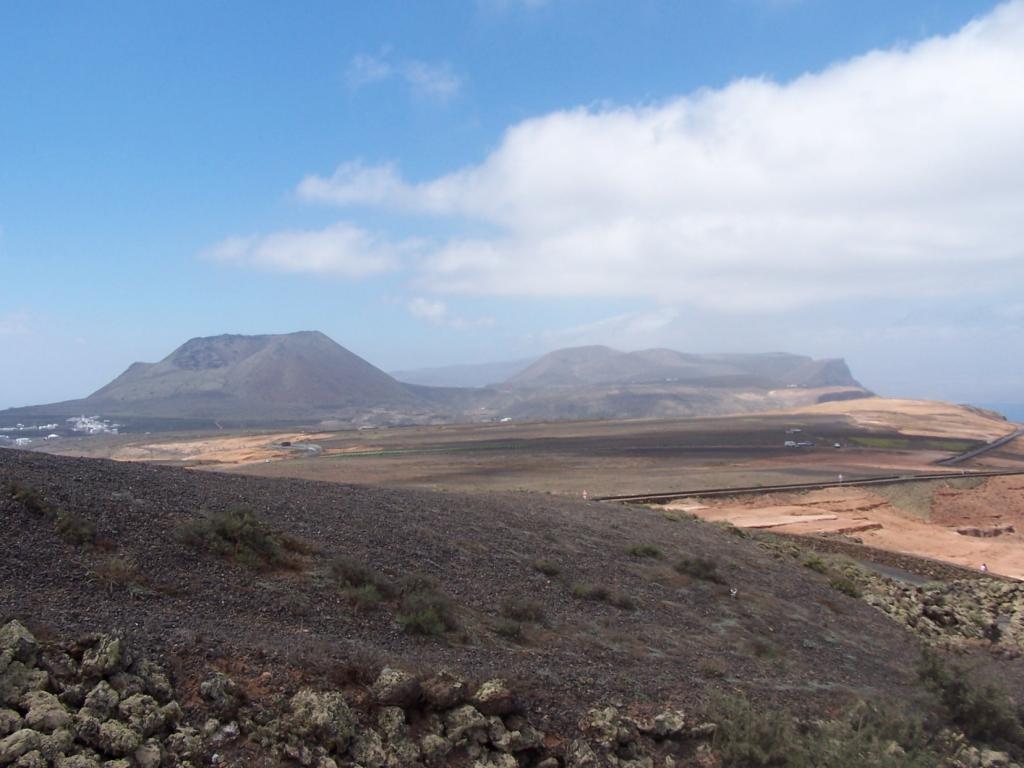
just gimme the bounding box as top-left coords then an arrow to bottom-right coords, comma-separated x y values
1,448 -> 937,727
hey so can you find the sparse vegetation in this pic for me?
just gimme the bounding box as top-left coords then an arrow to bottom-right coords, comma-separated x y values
675,556 -> 724,583
396,586 -> 457,636
494,619 -> 526,644
343,583 -> 384,610
93,556 -> 146,596
175,506 -> 305,570
828,575 -> 862,598
571,582 -> 635,610
7,481 -> 99,545
502,597 -> 547,624
627,544 -> 662,559
711,694 -> 939,767
572,582 -> 610,601
6,480 -> 50,516
329,555 -> 393,595
55,509 -> 97,546
802,554 -> 829,573
917,651 -> 1024,752
533,558 -> 561,576
698,657 -> 728,678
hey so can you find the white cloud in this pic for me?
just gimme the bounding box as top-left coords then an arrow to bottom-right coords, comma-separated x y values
0,311 -> 29,336
407,297 -> 449,322
309,2 -> 1024,311
346,52 -> 462,101
406,296 -> 495,330
346,52 -> 393,88
202,223 -> 403,278
540,308 -> 679,348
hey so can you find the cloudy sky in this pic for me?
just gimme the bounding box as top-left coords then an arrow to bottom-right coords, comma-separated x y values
2,0 -> 1022,409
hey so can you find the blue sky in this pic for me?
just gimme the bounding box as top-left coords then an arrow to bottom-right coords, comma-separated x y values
1,0 -> 1022,409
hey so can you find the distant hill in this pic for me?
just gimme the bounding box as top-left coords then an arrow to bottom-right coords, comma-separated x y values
0,334 -> 871,431
1,331 -> 429,427
506,346 -> 862,390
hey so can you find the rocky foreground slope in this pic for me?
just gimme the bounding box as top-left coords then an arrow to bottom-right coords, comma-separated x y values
3,449 -> 1024,766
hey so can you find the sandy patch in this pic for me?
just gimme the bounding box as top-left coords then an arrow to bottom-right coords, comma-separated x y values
788,397 -> 1017,440
111,432 -> 335,467
689,479 -> 1024,580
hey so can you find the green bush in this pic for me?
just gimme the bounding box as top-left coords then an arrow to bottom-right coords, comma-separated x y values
343,584 -> 384,611
627,544 -> 662,559
533,558 -> 561,577
828,576 -> 862,598
176,506 -> 303,570
494,619 -> 526,644
397,588 -> 457,636
572,582 -> 610,601
711,694 -> 939,767
55,510 -> 96,546
802,554 -> 829,573
675,557 -> 724,583
502,597 -> 547,624
93,556 -> 146,597
917,651 -> 1024,751
6,480 -> 49,517
571,582 -> 634,610
329,555 -> 393,595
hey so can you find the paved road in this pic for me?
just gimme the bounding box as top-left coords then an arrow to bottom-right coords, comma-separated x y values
596,468 -> 1024,505
935,427 -> 1024,466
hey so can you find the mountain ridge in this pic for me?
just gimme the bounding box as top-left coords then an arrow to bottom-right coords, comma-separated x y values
1,332 -> 870,430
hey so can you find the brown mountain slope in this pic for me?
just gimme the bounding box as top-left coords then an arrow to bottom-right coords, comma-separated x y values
506,346 -> 862,389
88,331 -> 419,414
1,449 -> 927,725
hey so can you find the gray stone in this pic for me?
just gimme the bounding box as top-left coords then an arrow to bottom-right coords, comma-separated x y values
421,671 -> 468,710
58,683 -> 87,710
565,739 -> 600,767
419,734 -> 450,768
12,750 -> 47,768
371,667 -> 420,708
377,707 -> 407,742
54,756 -> 102,768
80,637 -> 126,680
83,682 -> 120,722
199,673 -> 243,720
650,710 -> 687,739
981,750 -> 1012,768
165,726 -> 203,759
0,709 -> 23,738
351,730 -> 388,768
471,679 -> 517,716
117,694 -> 163,737
38,650 -> 78,683
0,730 -> 42,764
97,720 -> 142,757
132,660 -> 173,704
287,688 -> 354,753
132,739 -> 162,768
106,673 -> 143,699
0,662 -> 49,708
73,710 -> 102,748
38,728 -> 74,761
22,690 -> 71,733
444,705 -> 490,744
0,623 -> 37,667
